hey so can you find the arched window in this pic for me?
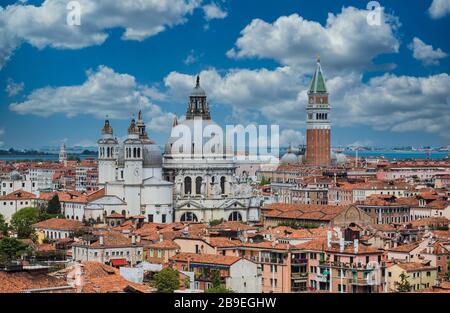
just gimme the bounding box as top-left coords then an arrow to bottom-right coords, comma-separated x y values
121,210 -> 126,217
228,211 -> 242,221
184,177 -> 192,194
137,148 -> 141,158
133,147 -> 137,158
211,176 -> 215,184
180,212 -> 198,222
220,176 -> 226,194
195,177 -> 202,195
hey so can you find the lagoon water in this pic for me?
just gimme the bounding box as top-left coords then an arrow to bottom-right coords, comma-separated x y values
0,151 -> 448,161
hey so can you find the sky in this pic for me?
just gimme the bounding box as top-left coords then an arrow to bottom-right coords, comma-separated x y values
0,0 -> 449,150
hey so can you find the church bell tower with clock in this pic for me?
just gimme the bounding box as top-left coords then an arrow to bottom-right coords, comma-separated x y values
306,54 -> 331,166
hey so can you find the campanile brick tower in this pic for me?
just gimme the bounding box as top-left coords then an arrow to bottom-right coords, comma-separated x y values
305,55 -> 331,166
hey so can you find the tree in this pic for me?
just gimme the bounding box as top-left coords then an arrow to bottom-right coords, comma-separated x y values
0,237 -> 28,264
154,268 -> 180,293
205,270 -> 234,293
0,214 -> 8,236
10,207 -> 40,239
395,272 -> 412,292
47,195 -> 61,215
209,218 -> 224,227
205,286 -> 234,293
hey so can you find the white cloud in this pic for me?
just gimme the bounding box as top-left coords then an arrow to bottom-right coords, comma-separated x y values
73,139 -> 96,148
347,140 -> 374,148
227,7 -> 400,74
163,67 -> 450,139
9,65 -> 174,133
164,66 -> 306,124
0,0 -> 201,68
335,73 -> 450,138
5,78 -> 24,96
279,129 -> 305,147
428,0 -> 450,19
183,49 -> 198,65
408,37 -> 447,65
202,2 -> 227,21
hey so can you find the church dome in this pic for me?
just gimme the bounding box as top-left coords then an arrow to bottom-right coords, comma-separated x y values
143,144 -> 163,167
190,75 -> 206,97
331,151 -> 347,165
280,152 -> 299,165
164,118 -> 232,157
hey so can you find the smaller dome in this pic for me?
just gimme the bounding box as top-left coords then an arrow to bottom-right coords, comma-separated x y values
331,151 -> 347,165
143,144 -> 163,167
190,75 -> 206,97
280,152 -> 299,165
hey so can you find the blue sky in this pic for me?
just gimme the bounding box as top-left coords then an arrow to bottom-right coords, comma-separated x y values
0,0 -> 449,150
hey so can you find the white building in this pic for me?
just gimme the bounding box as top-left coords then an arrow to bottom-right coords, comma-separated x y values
0,190 -> 37,222
72,232 -> 143,267
163,76 -> 261,223
97,112 -> 174,223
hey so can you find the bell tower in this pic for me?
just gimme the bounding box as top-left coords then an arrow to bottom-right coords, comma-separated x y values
306,54 -> 331,166
98,119 -> 118,185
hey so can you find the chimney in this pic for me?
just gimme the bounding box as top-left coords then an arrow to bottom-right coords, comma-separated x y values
339,237 -> 345,253
99,235 -> 104,246
327,231 -> 332,248
354,239 -> 359,254
136,235 -> 141,243
131,235 -> 136,245
159,233 -> 164,242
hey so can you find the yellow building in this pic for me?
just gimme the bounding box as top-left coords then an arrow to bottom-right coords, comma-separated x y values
387,263 -> 438,292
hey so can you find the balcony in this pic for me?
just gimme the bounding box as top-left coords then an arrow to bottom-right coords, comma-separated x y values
291,258 -> 308,265
316,273 -> 329,282
291,272 -> 308,280
349,277 -> 377,286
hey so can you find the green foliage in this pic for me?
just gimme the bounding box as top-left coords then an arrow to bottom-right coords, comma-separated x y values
0,237 -> 28,263
0,214 -> 9,236
395,272 -> 412,292
205,286 -> 234,293
10,207 -> 40,239
47,195 -> 61,215
154,268 -> 180,293
259,177 -> 271,186
211,270 -> 221,288
209,218 -> 224,227
277,221 -> 318,229
436,225 -> 449,231
67,155 -> 80,162
445,260 -> 450,281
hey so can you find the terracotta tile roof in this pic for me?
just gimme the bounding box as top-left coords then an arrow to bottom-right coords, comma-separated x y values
170,252 -> 242,266
388,242 -> 420,253
294,238 -> 382,255
145,240 -> 180,250
32,218 -> 83,231
74,231 -> 140,248
52,261 -> 152,293
393,262 -> 437,272
208,237 -> 241,248
262,203 -> 346,221
0,271 -> 70,293
410,217 -> 449,228
209,221 -> 256,232
0,190 -> 36,200
86,188 -> 105,202
239,241 -> 292,251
